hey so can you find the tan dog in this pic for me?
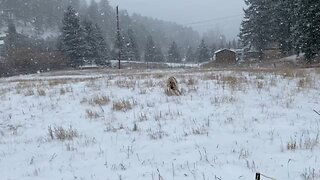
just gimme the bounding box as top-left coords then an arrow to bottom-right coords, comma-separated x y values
166,76 -> 181,96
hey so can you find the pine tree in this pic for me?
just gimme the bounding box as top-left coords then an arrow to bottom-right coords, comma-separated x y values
185,46 -> 195,62
209,43 -> 217,58
232,39 -> 237,49
239,0 -> 274,57
293,0 -> 320,61
60,6 -> 86,67
144,35 -> 157,62
5,21 -> 18,52
113,31 -> 127,61
82,19 -> 98,64
272,0 -> 296,54
155,47 -> 165,62
87,0 -> 100,23
94,24 -> 110,66
197,39 -> 210,63
126,29 -> 140,61
167,41 -> 181,63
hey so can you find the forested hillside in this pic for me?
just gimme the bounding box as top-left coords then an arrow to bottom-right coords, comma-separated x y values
0,0 -> 200,55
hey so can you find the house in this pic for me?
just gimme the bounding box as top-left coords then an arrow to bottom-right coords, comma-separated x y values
215,49 -> 237,64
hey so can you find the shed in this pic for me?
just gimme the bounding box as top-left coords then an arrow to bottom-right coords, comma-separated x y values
215,49 -> 237,64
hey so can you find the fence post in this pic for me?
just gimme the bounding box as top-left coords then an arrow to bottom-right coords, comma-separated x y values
255,173 -> 260,180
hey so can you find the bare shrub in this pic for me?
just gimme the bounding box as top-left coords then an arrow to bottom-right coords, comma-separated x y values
48,126 -> 78,141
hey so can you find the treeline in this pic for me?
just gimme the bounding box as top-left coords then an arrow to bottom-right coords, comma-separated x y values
0,0 -> 237,76
0,0 -> 200,55
239,0 -> 320,62
58,6 -> 219,67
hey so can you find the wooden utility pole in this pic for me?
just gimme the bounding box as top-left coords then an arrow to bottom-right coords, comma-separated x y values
116,6 -> 121,69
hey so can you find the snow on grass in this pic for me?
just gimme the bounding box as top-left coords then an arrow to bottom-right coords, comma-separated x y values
0,68 -> 319,180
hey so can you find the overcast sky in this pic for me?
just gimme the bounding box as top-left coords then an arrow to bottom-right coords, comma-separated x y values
107,0 -> 246,39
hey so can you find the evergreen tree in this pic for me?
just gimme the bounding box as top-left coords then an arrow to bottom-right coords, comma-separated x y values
209,43 -> 217,58
5,22 -> 18,52
185,46 -> 195,62
82,19 -> 98,64
167,41 -> 181,63
272,0 -> 296,54
5,21 -> 29,54
87,0 -> 100,23
126,29 -> 140,61
59,6 -> 86,67
98,0 -> 116,44
197,39 -> 210,62
227,41 -> 232,49
239,0 -> 274,57
94,24 -> 110,66
144,35 -> 157,62
293,0 -> 320,61
232,39 -> 237,49
155,47 -> 165,62
113,33 -> 128,61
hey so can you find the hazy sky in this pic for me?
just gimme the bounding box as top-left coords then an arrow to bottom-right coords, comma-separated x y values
108,0 -> 246,39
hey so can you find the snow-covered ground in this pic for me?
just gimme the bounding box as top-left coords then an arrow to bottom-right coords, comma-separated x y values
0,68 -> 319,180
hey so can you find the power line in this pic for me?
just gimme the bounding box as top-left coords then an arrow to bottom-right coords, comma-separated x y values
185,14 -> 244,26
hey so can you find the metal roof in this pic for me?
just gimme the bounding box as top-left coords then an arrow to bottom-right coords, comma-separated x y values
214,48 -> 236,54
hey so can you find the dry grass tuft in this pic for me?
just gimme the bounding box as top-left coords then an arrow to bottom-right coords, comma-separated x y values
91,95 -> 111,106
82,95 -> 111,106
112,100 -> 134,112
86,110 -> 101,119
24,89 -> 35,96
60,86 -> 73,95
297,76 -> 314,89
115,79 -> 136,89
287,133 -> 319,151
211,96 -> 236,105
37,89 -> 46,96
48,79 -> 69,87
48,126 -> 78,141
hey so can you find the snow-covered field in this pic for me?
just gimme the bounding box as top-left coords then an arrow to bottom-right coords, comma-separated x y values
0,68 -> 319,180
